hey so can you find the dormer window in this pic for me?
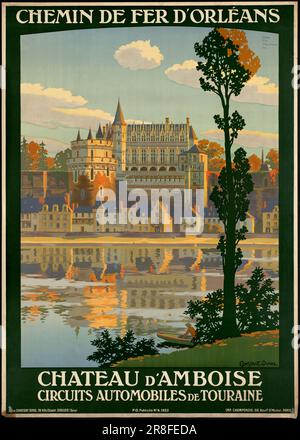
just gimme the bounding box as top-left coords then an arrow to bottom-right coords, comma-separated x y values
53,204 -> 59,212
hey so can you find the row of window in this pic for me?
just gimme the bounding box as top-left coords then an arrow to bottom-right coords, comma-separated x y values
130,135 -> 186,142
73,150 -> 111,159
41,214 -> 69,220
128,149 -> 184,164
73,168 -> 110,182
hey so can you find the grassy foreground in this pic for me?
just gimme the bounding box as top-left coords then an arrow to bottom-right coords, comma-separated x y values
115,330 -> 279,368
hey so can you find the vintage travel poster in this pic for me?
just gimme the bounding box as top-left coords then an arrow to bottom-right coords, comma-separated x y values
1,2 -> 298,418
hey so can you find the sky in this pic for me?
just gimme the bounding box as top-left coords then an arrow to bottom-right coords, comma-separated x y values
21,26 -> 278,156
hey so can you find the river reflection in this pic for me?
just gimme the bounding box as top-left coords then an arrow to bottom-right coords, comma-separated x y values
21,245 -> 278,367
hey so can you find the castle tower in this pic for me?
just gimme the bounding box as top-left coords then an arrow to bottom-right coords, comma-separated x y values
112,99 -> 127,175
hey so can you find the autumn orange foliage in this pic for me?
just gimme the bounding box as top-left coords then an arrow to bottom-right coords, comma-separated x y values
218,28 -> 261,77
27,141 -> 45,170
46,157 -> 55,169
248,154 -> 262,172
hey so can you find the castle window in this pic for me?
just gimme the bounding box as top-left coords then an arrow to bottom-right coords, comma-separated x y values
132,150 -> 137,163
170,150 -> 175,163
160,150 -> 165,163
74,170 -> 78,182
107,169 -> 109,177
91,168 -> 94,180
141,150 -> 146,163
77,151 -> 79,158
151,150 -> 156,162
91,150 -> 93,160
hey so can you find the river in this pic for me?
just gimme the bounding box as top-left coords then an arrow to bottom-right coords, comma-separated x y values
21,244 -> 278,367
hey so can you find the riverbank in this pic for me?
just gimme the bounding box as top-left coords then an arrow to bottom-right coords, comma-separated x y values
21,235 -> 278,246
115,330 -> 279,367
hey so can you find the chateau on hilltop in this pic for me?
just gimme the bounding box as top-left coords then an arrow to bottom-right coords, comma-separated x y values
67,100 -> 208,205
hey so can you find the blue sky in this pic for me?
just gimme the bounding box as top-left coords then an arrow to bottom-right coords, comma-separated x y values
21,26 -> 278,155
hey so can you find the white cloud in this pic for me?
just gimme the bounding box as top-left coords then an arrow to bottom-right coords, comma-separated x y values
21,83 -> 87,106
114,40 -> 163,70
165,60 -> 278,106
21,83 -> 113,130
204,129 -> 278,149
165,60 -> 199,88
233,76 -> 278,106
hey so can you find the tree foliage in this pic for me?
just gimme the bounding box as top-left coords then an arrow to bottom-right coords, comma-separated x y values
248,154 -> 261,172
55,148 -> 72,171
198,139 -> 225,171
266,148 -> 279,170
210,148 -> 253,271
194,28 -> 260,337
21,138 -> 55,171
87,329 -> 158,367
236,267 -> 279,333
185,290 -> 224,343
185,267 -> 278,343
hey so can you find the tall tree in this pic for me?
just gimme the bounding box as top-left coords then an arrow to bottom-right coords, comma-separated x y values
194,28 -> 260,337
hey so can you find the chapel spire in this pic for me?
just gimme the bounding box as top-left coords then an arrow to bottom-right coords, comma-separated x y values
113,99 -> 126,126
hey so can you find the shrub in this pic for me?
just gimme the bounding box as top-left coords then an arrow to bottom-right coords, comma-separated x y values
87,329 -> 158,367
184,267 -> 279,344
236,267 -> 279,333
185,290 -> 223,343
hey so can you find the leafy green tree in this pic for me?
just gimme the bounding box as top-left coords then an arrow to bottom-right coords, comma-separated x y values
87,329 -> 158,367
194,28 -> 260,338
55,148 -> 72,171
236,267 -> 279,333
185,267 -> 278,343
185,290 -> 223,343
20,137 -> 31,170
38,143 -> 49,170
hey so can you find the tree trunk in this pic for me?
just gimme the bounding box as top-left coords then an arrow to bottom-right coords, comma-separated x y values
220,103 -> 240,338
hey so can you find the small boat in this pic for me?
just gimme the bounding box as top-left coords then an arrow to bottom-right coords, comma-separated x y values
157,332 -> 195,347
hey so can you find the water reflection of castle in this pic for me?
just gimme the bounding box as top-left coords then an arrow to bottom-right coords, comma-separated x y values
21,245 -> 278,276
21,246 -> 278,336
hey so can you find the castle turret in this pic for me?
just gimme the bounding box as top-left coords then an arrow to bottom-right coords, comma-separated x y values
76,130 -> 81,142
87,128 -> 93,140
96,124 -> 103,140
112,99 -> 127,175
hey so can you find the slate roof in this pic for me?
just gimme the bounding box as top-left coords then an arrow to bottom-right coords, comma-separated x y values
21,197 -> 42,213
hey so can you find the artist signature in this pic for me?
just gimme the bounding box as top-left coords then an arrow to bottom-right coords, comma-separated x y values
239,360 -> 278,367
